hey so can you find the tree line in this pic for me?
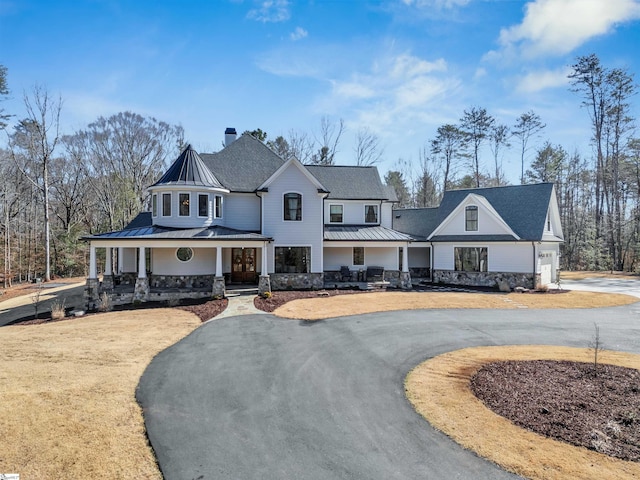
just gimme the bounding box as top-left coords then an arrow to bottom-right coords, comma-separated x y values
0,53 -> 638,286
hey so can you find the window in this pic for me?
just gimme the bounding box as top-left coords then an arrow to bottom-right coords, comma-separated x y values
275,247 -> 310,273
198,194 -> 208,217
214,195 -> 223,219
365,204 -> 378,223
152,194 -> 157,217
162,193 -> 172,216
179,193 -> 190,216
330,204 -> 343,223
353,247 -> 364,266
454,247 -> 487,272
284,193 -> 302,221
546,215 -> 551,232
176,247 -> 193,262
465,206 -> 478,231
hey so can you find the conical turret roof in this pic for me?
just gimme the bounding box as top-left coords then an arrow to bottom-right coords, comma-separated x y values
152,145 -> 225,188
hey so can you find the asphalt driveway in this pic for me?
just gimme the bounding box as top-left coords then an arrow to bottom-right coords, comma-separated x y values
137,304 -> 640,479
0,283 -> 85,327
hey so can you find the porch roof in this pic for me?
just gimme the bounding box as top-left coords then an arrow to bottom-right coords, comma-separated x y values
84,224 -> 272,242
324,225 -> 415,242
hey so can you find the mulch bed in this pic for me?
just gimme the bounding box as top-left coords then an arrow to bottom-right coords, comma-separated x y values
471,360 -> 640,462
253,288 -> 367,312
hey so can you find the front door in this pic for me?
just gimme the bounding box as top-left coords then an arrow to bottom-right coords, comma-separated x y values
231,248 -> 257,283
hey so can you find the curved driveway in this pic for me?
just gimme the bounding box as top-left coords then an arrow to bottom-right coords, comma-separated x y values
137,302 -> 640,480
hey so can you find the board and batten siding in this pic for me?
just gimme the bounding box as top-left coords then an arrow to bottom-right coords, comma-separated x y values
224,193 -> 261,231
433,242 -> 534,273
152,247 -> 216,275
261,164 -> 324,273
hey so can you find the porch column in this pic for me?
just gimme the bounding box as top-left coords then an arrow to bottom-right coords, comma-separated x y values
258,241 -> 271,296
212,246 -> 226,298
102,247 -> 115,290
118,247 -> 124,273
215,246 -> 222,277
138,247 -> 147,278
134,246 -> 149,302
399,243 -> 412,290
89,245 -> 97,279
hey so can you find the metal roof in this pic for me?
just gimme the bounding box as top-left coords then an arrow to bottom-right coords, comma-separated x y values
84,224 -> 272,242
151,145 -> 225,188
324,225 -> 415,242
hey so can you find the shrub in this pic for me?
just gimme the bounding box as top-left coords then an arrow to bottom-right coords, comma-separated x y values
262,291 -> 272,299
50,299 -> 66,320
98,292 -> 113,312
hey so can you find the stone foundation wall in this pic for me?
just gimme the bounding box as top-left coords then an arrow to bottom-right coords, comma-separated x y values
270,273 -> 324,290
409,267 -> 430,279
433,270 -> 534,290
149,274 -> 214,290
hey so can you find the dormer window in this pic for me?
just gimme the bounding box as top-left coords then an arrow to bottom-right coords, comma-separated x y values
179,193 -> 190,217
365,205 -> 378,223
284,193 -> 302,221
162,193 -> 172,217
465,205 -> 478,231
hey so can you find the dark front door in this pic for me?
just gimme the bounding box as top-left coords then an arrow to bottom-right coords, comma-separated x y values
231,248 -> 257,283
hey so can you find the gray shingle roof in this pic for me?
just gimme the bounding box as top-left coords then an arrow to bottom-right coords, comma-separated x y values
392,207 -> 439,240
324,225 -> 415,241
152,145 -> 224,188
200,134 -> 285,192
436,183 -> 554,241
306,165 -> 392,200
430,234 -> 519,242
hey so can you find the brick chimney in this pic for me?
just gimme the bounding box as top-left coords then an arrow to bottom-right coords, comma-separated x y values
225,127 -> 237,147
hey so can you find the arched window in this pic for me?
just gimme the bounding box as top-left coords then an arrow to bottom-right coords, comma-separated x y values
284,193 -> 302,221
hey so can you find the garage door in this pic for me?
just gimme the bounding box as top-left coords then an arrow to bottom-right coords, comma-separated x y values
540,253 -> 553,285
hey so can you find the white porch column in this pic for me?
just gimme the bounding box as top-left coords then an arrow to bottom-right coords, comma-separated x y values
105,247 -> 113,276
215,246 -> 222,277
262,242 -> 268,274
118,247 -> 124,273
89,245 -> 97,279
138,246 -> 147,279
402,243 -> 409,272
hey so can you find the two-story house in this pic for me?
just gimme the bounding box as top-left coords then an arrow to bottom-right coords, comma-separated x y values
84,129 -> 563,307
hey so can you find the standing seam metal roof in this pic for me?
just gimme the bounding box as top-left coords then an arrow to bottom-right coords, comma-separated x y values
151,145 -> 225,188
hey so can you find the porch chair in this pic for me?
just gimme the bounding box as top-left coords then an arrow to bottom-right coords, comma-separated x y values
340,266 -> 352,282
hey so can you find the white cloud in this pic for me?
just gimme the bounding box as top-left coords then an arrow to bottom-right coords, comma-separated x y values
496,0 -> 640,58
247,0 -> 290,23
515,67 -> 571,93
290,26 -> 308,41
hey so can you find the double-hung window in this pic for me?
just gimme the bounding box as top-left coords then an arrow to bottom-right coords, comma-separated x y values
198,194 -> 208,217
330,204 -> 343,223
162,193 -> 172,217
353,247 -> 364,266
465,206 -> 478,231
365,204 -> 378,223
284,193 -> 302,221
214,195 -> 223,219
179,193 -> 190,217
152,194 -> 158,217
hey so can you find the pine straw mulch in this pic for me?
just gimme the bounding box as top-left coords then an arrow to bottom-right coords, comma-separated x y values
253,288 -> 366,312
471,360 -> 640,462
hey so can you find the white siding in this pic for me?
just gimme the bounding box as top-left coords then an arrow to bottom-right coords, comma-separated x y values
407,247 -> 430,268
121,248 -> 137,272
380,202 -> 393,228
225,193 -> 261,231
433,244 -> 454,270
364,247 -> 397,269
437,202 -> 514,237
150,187 -> 225,228
434,242 -> 535,273
324,200 -> 383,225
262,163 -> 324,273
324,247 -> 353,270
152,247 -> 216,275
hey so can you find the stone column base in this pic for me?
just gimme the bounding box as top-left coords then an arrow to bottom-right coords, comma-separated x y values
134,277 -> 149,302
85,278 -> 100,310
212,276 -> 226,298
258,275 -> 271,296
399,271 -> 412,290
102,275 -> 114,290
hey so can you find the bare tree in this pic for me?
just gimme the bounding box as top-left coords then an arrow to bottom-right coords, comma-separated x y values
310,116 -> 344,165
512,111 -> 545,185
354,127 -> 384,166
489,124 -> 511,186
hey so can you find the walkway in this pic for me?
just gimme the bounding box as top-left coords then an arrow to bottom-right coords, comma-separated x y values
211,288 -> 267,320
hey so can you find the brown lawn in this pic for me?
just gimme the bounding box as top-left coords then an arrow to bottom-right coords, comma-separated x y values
0,310 -> 200,479
272,290 -> 638,320
406,346 -> 640,480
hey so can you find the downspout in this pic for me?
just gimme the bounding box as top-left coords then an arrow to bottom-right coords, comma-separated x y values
532,241 -> 537,290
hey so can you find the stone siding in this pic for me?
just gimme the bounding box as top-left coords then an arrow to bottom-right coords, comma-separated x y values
270,273 -> 324,290
149,274 -> 214,290
409,267 -> 430,279
433,270 -> 535,290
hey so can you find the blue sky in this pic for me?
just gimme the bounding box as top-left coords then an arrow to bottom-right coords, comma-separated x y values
2,0 -> 640,183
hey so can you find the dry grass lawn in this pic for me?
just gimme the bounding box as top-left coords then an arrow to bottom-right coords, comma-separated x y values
273,290 -> 638,320
406,346 -> 640,480
0,310 -> 200,479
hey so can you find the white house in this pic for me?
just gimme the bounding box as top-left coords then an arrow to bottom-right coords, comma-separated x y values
84,129 -> 563,306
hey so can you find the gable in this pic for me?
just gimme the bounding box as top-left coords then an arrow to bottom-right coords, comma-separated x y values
259,157 -> 327,192
429,193 -> 519,240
